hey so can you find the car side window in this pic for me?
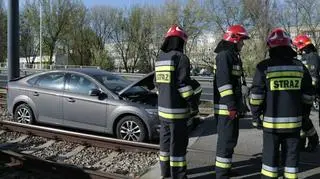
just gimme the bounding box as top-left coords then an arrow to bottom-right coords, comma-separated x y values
66,74 -> 98,95
35,73 -> 65,90
27,76 -> 39,85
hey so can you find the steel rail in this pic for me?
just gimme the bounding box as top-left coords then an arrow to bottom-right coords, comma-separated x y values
0,149 -> 132,179
0,120 -> 160,152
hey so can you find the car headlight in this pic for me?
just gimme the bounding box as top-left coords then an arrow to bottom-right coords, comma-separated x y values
145,108 -> 158,116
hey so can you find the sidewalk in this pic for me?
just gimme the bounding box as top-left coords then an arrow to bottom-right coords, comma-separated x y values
141,111 -> 320,179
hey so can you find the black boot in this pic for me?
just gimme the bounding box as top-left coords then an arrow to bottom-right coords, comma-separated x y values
306,134 -> 319,152
300,137 -> 307,151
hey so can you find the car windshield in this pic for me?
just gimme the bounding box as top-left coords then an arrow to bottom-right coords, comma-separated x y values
93,73 -> 147,95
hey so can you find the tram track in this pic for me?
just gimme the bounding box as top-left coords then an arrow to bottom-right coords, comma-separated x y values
0,120 -> 160,179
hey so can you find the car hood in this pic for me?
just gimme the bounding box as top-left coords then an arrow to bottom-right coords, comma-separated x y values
118,71 -> 155,97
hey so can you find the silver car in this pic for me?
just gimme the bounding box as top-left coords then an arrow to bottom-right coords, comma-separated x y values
7,69 -> 160,142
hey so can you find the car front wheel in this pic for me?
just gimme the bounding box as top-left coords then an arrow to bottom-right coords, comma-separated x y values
14,103 -> 34,124
116,115 -> 147,142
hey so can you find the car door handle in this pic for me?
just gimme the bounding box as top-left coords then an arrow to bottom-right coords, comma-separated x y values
67,98 -> 75,103
33,92 -> 39,96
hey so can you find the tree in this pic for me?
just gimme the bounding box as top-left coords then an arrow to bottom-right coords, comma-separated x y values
41,0 -> 79,64
242,0 -> 278,76
20,0 -> 41,66
141,6 -> 171,72
0,1 -> 7,63
127,6 -> 153,73
89,6 -> 118,50
161,0 -> 210,63
276,0 -> 301,33
278,0 -> 320,49
88,6 -> 122,71
205,0 -> 281,77
110,9 -> 132,72
111,7 -> 152,73
204,0 -> 247,71
91,49 -> 114,70
180,0 -> 209,56
135,6 -> 159,73
64,2 -> 93,66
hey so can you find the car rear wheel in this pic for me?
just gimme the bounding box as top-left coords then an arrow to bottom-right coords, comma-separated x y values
14,104 -> 34,124
116,115 -> 147,142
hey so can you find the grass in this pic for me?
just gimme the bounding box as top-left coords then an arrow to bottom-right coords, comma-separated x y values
0,89 -> 5,94
199,101 -> 213,115
199,101 -> 213,108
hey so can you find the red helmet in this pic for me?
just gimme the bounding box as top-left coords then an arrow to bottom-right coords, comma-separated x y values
165,24 -> 188,42
267,28 -> 292,48
293,34 -> 312,50
223,24 -> 250,43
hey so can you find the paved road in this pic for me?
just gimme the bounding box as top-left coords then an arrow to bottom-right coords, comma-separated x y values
142,110 -> 320,179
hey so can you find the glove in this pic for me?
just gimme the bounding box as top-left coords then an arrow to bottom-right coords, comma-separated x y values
300,137 -> 306,151
252,116 -> 263,129
305,134 -> 319,152
228,109 -> 237,120
190,104 -> 199,115
188,100 -> 199,115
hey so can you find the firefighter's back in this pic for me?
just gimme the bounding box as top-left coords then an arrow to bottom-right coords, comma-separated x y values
156,50 -> 190,121
258,57 -> 308,133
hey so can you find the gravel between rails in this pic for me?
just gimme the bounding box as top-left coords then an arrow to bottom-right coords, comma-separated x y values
32,141 -> 80,160
63,146 -> 113,168
0,132 -> 22,143
99,151 -> 158,176
14,136 -> 48,151
0,130 -> 159,177
0,105 -> 9,121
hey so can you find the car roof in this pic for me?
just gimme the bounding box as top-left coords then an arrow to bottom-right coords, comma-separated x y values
19,68 -> 114,82
62,68 -> 112,76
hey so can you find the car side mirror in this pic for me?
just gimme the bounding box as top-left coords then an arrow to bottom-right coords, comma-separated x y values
89,89 -> 102,96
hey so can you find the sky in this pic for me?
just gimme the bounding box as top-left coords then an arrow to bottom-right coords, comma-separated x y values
82,0 -> 165,8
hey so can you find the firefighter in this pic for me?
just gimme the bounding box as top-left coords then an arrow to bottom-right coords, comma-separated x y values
250,28 -> 314,179
293,34 -> 319,152
155,24 -> 193,179
213,24 -> 250,178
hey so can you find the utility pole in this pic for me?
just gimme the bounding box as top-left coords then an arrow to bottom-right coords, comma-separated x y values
40,2 -> 42,69
8,0 -> 19,80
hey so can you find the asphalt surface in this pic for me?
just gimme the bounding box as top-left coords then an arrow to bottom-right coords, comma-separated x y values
141,110 -> 320,179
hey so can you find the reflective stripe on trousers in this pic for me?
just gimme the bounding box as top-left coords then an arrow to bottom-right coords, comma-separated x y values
284,167 -> 298,179
170,156 -> 187,167
218,84 -> 233,97
215,156 -> 232,169
214,104 -> 229,115
158,106 -> 190,120
261,164 -> 278,178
